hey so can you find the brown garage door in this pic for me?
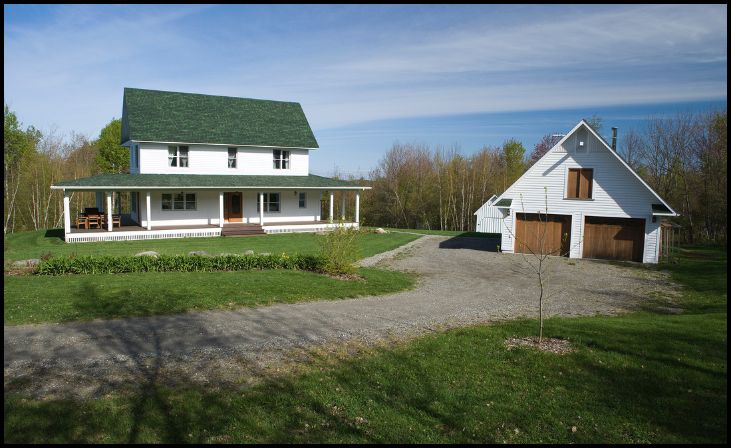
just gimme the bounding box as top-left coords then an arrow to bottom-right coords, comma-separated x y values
583,216 -> 645,262
515,213 -> 571,256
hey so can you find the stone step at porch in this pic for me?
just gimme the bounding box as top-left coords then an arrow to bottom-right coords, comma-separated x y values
222,224 -> 266,236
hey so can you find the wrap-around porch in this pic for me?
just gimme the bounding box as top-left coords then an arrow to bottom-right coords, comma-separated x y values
61,189 -> 362,243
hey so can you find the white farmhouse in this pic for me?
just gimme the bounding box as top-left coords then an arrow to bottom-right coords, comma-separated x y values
52,88 -> 368,242
475,120 -> 677,263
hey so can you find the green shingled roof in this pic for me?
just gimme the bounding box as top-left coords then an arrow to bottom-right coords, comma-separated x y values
121,88 -> 319,148
494,198 -> 512,207
53,174 -> 366,190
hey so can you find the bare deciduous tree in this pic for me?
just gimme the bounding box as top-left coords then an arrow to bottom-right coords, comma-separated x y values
502,188 -> 581,343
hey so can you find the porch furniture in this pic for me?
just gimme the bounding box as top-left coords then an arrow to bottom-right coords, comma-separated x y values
75,215 -> 89,229
112,214 -> 122,228
86,214 -> 101,229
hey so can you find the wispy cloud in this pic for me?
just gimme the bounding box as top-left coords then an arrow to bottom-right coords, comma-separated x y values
329,4 -> 726,76
3,4 -> 727,139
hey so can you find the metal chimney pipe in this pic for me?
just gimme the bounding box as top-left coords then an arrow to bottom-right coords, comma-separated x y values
611,127 -> 618,151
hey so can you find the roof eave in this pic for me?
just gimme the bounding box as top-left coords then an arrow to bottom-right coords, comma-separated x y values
51,185 -> 371,191
127,139 -> 318,150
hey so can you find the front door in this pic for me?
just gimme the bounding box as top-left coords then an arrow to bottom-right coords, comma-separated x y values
224,192 -> 243,222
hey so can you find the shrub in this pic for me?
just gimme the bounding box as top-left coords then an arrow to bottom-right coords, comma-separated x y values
319,224 -> 360,275
34,253 -> 327,276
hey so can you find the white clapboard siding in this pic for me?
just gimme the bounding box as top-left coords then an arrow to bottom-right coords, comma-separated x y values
494,121 -> 673,263
501,209 -> 515,253
502,133 -> 658,219
644,220 -> 662,264
137,143 -> 309,176
137,189 -> 324,227
474,195 -> 505,234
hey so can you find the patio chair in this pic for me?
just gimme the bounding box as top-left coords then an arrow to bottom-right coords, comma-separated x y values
86,214 -> 100,229
75,215 -> 89,229
112,214 -> 122,228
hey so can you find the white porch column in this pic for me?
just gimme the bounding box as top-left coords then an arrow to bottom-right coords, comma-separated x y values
106,192 -> 113,232
341,194 -> 346,221
63,191 -> 71,235
219,191 -> 224,228
329,192 -> 334,223
259,192 -> 264,225
355,192 -> 360,224
146,191 -> 152,230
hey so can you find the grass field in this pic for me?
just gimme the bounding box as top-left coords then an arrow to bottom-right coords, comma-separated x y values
4,246 -> 726,443
4,268 -> 415,325
3,228 -> 420,263
3,229 -> 421,325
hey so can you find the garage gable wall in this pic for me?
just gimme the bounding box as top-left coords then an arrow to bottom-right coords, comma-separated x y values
501,123 -> 657,219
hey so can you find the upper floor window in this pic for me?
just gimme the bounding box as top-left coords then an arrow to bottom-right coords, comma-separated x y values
168,145 -> 189,167
567,168 -> 593,199
298,192 -> 307,208
228,148 -> 237,168
273,149 -> 290,170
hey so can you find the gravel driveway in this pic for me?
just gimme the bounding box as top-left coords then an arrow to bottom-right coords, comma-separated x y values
4,235 -> 674,397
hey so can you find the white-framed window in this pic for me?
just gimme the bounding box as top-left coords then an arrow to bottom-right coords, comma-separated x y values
168,145 -> 189,167
228,148 -> 237,168
273,149 -> 290,170
298,192 -> 306,208
161,192 -> 196,210
257,192 -> 280,212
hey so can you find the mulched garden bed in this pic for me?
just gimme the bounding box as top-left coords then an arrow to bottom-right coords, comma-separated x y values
504,336 -> 575,355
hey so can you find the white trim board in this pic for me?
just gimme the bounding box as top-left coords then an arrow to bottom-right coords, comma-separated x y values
494,119 -> 678,216
122,139 -> 317,151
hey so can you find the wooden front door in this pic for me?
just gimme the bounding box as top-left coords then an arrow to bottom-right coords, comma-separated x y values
515,213 -> 572,257
583,216 -> 645,262
224,192 -> 243,222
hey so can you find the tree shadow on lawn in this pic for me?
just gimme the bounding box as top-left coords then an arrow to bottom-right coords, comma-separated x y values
4,279 -> 383,443
43,228 -> 65,241
5,280 -> 727,443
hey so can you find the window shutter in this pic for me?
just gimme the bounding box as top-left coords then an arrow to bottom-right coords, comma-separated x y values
567,169 -> 579,198
579,169 -> 593,199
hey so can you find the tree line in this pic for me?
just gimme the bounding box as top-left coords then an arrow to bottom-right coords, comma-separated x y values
358,110 -> 727,245
4,105 -> 727,245
4,105 -> 127,234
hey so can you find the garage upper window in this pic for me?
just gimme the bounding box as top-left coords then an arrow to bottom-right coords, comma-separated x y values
567,168 -> 593,199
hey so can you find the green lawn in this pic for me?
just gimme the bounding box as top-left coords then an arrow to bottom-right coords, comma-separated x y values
4,268 -> 415,325
3,229 -> 421,325
3,229 -> 420,262
4,246 -> 726,443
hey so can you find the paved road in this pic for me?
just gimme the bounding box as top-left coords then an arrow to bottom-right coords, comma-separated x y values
4,235 -> 672,396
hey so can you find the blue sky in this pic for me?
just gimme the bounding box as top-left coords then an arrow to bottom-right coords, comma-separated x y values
4,4 -> 727,177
